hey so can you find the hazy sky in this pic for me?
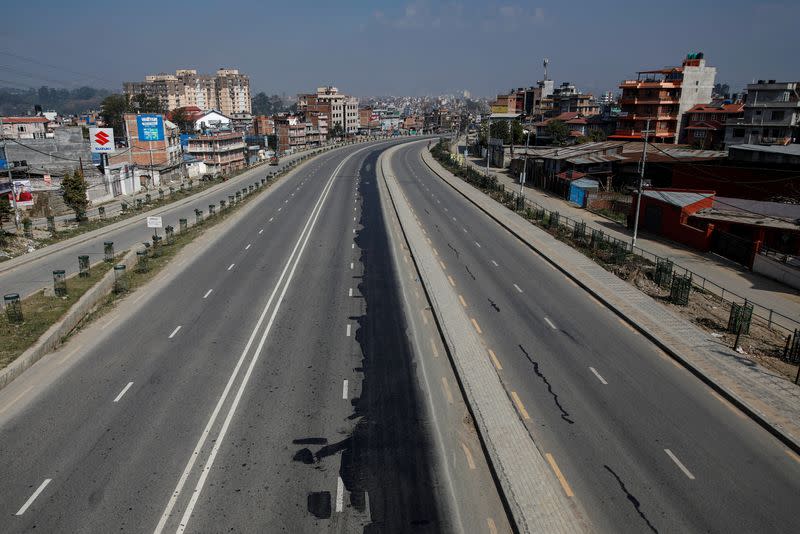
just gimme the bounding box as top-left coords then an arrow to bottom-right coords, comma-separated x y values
1,0 -> 798,98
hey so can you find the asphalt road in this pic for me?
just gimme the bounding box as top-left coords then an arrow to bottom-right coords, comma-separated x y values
0,147 -> 328,298
391,140 -> 800,534
0,140 -> 508,533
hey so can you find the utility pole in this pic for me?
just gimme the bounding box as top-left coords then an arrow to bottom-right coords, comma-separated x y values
631,118 -> 654,249
485,113 -> 491,176
519,129 -> 531,199
0,117 -> 21,229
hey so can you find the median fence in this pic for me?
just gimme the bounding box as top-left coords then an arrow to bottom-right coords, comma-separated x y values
431,141 -> 800,379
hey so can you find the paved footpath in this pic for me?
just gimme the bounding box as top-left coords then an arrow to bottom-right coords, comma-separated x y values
459,143 -> 800,333
425,146 -> 800,453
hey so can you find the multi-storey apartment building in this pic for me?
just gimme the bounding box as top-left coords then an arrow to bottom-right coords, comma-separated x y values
298,87 -> 359,135
185,131 -> 246,174
611,53 -> 716,144
682,102 -> 744,148
723,81 -> 800,146
541,82 -> 599,118
124,68 -> 251,115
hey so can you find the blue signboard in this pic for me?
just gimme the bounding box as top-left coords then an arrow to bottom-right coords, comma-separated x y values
137,114 -> 164,141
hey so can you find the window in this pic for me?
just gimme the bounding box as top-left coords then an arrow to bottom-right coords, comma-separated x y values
755,110 -> 762,115
733,128 -> 745,138
17,125 -> 25,132
771,110 -> 785,121
694,130 -> 706,138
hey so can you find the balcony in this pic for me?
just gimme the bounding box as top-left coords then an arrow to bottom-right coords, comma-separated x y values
620,97 -> 680,105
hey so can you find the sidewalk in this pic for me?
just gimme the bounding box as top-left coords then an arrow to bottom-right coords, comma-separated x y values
459,143 -> 800,333
424,146 -> 800,453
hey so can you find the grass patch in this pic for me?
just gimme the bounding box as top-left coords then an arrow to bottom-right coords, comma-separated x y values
0,261 -> 114,370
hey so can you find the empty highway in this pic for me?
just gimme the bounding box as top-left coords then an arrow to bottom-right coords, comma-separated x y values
0,140 -> 508,533
388,140 -> 800,534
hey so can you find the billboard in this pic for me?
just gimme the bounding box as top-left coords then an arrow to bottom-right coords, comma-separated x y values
136,114 -> 164,142
90,127 -> 115,153
13,180 -> 34,207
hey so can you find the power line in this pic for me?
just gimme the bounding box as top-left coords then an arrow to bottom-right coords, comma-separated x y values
0,50 -> 113,86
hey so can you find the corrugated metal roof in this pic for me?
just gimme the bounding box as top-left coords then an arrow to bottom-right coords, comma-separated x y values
571,178 -> 600,189
731,144 -> 800,156
642,190 -> 714,207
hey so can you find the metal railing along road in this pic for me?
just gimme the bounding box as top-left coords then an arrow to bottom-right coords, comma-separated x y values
448,148 -> 800,337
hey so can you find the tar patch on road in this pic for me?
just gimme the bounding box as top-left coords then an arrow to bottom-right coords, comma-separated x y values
307,491 -> 332,519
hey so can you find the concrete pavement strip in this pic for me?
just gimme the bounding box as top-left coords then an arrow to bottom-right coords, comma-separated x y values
379,144 -> 589,533
420,142 -> 800,454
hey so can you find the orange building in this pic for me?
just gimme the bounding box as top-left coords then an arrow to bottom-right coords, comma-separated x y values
611,53 -> 716,144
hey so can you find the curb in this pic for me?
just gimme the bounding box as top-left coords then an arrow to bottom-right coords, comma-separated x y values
0,140 -> 332,393
421,145 -> 800,455
0,249 -> 137,391
0,144 -> 344,276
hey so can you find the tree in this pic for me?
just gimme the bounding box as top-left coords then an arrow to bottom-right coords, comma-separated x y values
329,123 -> 344,139
170,107 -> 195,133
577,129 -> 607,144
510,120 -> 525,145
61,169 -> 89,222
489,121 -> 509,144
100,94 -> 130,137
546,120 -> 569,146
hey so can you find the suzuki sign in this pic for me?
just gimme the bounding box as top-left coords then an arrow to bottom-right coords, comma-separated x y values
90,127 -> 115,153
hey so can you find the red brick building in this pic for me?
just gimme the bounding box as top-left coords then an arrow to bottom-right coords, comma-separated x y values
629,189 -> 716,250
681,102 -> 743,148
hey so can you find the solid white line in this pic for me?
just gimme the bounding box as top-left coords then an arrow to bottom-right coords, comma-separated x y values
475,241 -> 481,248
665,449 -> 695,480
113,382 -> 134,403
342,379 -> 349,399
346,324 -> 352,337
544,317 -> 557,329
491,260 -> 499,267
245,243 -> 251,250
203,289 -> 213,299
350,262 -> 354,270
352,243 -> 355,249
513,283 -> 523,293
589,367 -> 608,385
353,229 -> 356,233
348,288 -> 353,297
227,263 -> 235,271
15,479 -> 51,516
168,325 -> 182,339
163,143 -> 368,534
336,476 -> 345,512
258,228 -> 264,234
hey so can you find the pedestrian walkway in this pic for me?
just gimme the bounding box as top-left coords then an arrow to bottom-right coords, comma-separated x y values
458,143 -> 800,332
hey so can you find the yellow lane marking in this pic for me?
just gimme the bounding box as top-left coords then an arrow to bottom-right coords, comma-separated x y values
471,318 -> 482,334
784,449 -> 800,465
421,309 -> 429,325
427,237 -> 432,244
58,345 -> 82,365
447,275 -> 456,287
487,518 -> 498,534
403,255 -> 409,264
441,376 -> 454,403
458,295 -> 467,308
488,349 -> 503,370
511,391 -> 530,420
460,442 -> 476,470
432,247 -> 439,256
439,260 -> 447,270
617,317 -> 636,333
0,384 -> 34,415
430,338 -> 440,358
710,390 -> 746,420
546,453 -> 575,497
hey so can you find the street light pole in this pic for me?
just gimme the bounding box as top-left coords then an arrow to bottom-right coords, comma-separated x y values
519,129 -> 530,199
632,118 -> 654,249
485,113 -> 491,176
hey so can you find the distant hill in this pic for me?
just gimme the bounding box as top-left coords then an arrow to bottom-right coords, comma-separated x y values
0,85 -> 112,116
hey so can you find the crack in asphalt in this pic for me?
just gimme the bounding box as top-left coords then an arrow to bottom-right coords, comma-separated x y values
488,298 -> 500,312
447,242 -> 460,259
604,465 -> 659,533
518,344 -> 574,424
465,264 -> 476,281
